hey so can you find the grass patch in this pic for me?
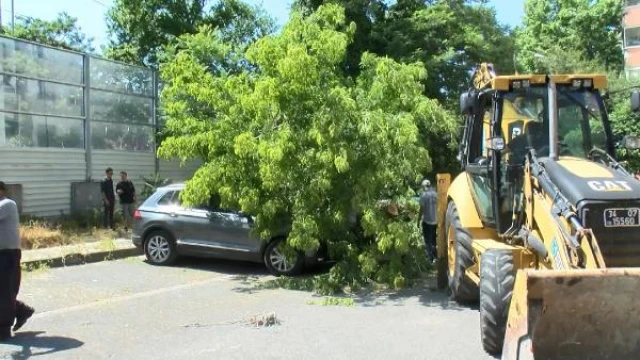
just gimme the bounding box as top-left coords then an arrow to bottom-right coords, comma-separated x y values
97,238 -> 117,252
19,211 -> 121,250
20,220 -> 66,249
307,297 -> 356,307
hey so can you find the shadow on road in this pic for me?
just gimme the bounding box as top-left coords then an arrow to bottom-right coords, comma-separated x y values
155,257 -> 270,277
5,331 -> 83,360
169,257 -> 477,313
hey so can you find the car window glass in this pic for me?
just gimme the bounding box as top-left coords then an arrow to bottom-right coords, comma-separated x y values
192,202 -> 209,211
209,194 -> 222,211
157,190 -> 182,206
157,191 -> 175,206
208,193 -> 237,213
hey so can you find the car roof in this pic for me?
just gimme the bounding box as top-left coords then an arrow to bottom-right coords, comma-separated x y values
158,183 -> 185,191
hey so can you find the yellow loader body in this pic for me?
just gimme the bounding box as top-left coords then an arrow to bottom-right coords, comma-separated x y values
436,65 -> 640,359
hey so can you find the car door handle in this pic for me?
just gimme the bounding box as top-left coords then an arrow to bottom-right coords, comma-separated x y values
170,212 -> 178,217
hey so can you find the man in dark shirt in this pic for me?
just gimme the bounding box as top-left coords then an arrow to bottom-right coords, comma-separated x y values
116,171 -> 136,232
101,168 -> 116,230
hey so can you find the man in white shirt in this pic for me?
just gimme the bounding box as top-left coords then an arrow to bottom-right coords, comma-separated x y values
0,181 -> 34,340
417,179 -> 438,261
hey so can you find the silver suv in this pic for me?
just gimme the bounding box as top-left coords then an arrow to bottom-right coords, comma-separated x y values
132,184 -> 325,275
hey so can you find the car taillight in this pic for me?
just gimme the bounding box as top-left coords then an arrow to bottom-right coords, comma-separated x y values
134,209 -> 142,219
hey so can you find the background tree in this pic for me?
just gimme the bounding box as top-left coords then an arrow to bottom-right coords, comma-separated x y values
158,4 -> 456,292
293,0 -> 515,104
3,12 -> 94,52
293,0 -> 515,176
514,0 -> 640,172
293,0 -> 388,77
105,0 -> 275,67
515,0 -> 623,73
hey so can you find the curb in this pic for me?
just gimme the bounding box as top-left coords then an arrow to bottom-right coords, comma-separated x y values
22,246 -> 143,270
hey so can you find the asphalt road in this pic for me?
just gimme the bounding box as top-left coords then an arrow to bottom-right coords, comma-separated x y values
0,256 -> 495,360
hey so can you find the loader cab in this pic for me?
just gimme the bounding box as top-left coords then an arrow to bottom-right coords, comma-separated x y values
459,75 -> 615,233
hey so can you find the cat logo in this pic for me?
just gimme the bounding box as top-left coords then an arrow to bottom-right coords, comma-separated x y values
551,238 -> 563,269
587,180 -> 632,192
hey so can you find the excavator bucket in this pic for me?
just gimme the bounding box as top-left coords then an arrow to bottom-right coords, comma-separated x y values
502,268 -> 640,360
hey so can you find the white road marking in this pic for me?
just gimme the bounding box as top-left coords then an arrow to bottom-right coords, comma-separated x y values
32,276 -> 231,319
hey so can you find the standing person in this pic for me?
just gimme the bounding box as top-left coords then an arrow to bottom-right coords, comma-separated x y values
101,167 -> 116,231
0,181 -> 34,340
116,171 -> 136,232
417,179 -> 438,261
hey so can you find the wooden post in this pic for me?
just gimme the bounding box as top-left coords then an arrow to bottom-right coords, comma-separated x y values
436,173 -> 451,290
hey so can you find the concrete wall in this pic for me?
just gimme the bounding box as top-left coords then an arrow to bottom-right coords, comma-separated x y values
158,158 -> 202,183
0,149 -> 201,216
91,150 -> 156,194
625,4 -> 640,74
0,148 -> 85,216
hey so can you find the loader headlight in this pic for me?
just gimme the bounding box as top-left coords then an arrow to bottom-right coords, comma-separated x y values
572,79 -> 593,89
511,80 -> 530,89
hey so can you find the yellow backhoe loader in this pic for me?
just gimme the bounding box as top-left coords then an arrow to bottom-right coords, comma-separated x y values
435,63 -> 640,359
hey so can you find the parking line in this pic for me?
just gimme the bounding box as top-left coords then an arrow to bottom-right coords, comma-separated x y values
33,276 -> 232,319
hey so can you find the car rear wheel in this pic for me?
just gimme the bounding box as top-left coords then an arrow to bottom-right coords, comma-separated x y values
144,230 -> 177,266
263,237 -> 304,276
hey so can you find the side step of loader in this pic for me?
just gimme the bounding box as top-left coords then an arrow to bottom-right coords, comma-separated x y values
502,268 -> 640,360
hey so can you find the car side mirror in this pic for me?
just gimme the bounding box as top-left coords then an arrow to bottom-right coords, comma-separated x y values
632,91 -> 640,113
623,135 -> 640,150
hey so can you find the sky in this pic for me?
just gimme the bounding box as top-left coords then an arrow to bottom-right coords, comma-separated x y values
2,0 -> 525,52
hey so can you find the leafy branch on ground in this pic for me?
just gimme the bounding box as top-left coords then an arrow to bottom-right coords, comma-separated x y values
307,297 -> 356,307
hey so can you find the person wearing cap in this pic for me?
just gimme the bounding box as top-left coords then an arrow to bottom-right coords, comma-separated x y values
0,181 -> 35,340
417,179 -> 438,261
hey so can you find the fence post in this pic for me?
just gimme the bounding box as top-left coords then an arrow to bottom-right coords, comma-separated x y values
153,68 -> 159,175
83,54 -> 92,181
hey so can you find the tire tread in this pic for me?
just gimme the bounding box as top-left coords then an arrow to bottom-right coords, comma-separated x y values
445,202 -> 479,303
479,249 -> 515,356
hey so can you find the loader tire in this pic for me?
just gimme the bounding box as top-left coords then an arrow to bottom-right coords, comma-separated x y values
444,202 -> 478,303
479,249 -> 515,356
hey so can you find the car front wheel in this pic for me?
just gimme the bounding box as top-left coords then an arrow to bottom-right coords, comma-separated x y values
263,237 -> 304,276
144,230 -> 177,266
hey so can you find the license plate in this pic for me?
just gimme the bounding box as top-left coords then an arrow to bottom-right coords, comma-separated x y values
603,208 -> 640,227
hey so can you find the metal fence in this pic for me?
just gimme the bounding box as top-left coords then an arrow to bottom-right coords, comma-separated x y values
0,35 -> 157,178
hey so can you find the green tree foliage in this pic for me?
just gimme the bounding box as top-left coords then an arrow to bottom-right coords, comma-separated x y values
4,12 -> 94,52
516,0 -> 623,73
158,4 -> 456,293
294,0 -> 515,104
105,0 -> 275,67
293,1 -> 515,176
515,1 -> 638,171
605,75 -> 640,172
293,0 -> 388,77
